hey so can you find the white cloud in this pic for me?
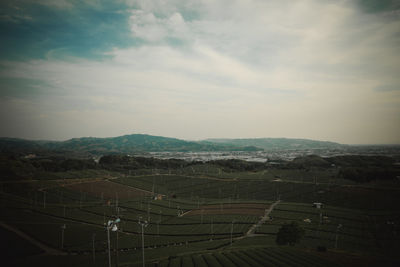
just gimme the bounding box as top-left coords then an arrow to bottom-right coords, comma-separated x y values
1,0 -> 400,143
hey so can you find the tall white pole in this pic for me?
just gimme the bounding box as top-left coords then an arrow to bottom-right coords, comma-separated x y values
147,202 -> 150,222
107,227 -> 111,267
210,218 -> 213,241
138,218 -> 147,267
61,224 -> 66,249
230,221 -> 234,246
141,224 -> 145,267
116,192 -> 118,211
106,219 -> 120,267
92,233 -> 96,263
335,231 -> 338,249
335,224 -> 342,249
116,229 -> 119,267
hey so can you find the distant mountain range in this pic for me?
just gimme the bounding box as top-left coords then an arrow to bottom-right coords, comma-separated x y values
205,138 -> 344,150
0,134 -> 345,155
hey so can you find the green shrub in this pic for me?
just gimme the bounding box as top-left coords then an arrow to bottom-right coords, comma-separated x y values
276,221 -> 305,246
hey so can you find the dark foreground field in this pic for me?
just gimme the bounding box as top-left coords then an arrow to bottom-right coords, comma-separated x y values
1,155 -> 400,266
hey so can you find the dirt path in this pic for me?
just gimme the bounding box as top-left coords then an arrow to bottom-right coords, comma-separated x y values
245,200 -> 281,237
132,173 -> 237,182
0,221 -> 66,255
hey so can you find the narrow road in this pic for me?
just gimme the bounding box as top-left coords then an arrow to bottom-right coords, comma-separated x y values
0,221 -> 66,255
131,173 -> 237,182
245,200 -> 281,237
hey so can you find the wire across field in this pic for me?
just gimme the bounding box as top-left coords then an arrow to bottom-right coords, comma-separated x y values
65,180 -> 152,200
184,203 -> 269,216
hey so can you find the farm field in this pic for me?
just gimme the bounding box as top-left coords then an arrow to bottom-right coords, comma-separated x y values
184,203 -> 269,216
1,160 -> 400,266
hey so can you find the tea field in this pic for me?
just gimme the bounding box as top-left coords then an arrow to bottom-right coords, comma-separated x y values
1,166 -> 399,266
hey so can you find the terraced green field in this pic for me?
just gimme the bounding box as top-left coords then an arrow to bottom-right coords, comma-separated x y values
1,167 -> 399,266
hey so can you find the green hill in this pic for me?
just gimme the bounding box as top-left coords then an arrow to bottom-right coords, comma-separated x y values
0,135 -> 348,155
0,134 -> 261,155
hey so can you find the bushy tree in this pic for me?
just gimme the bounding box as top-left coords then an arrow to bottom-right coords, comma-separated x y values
276,221 -> 305,246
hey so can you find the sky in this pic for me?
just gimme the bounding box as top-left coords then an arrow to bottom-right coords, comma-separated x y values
0,0 -> 400,144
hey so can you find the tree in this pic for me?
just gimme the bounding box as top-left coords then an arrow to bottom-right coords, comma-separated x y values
276,221 -> 305,246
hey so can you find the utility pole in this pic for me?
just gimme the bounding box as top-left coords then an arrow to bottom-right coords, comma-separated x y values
116,192 -> 118,212
116,228 -> 119,267
210,218 -> 213,241
335,224 -> 342,249
79,191 -> 82,209
61,224 -> 66,249
138,217 -> 148,267
107,223 -> 111,267
106,218 -> 121,267
158,211 -> 162,237
230,220 -> 235,246
152,177 -> 155,195
147,202 -> 151,222
316,210 -> 322,239
92,233 -> 96,263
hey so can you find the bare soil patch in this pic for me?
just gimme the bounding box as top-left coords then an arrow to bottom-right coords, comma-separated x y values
65,180 -> 151,200
184,203 -> 270,216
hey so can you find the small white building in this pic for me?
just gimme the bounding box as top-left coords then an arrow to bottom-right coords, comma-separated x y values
153,194 -> 163,200
313,202 -> 323,209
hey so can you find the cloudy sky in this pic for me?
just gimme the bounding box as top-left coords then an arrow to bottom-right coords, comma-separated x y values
0,0 -> 399,144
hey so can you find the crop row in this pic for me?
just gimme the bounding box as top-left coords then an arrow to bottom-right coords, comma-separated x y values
157,247 -> 338,267
1,205 -> 246,251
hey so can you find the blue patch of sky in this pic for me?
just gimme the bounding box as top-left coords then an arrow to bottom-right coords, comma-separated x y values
374,84 -> 400,92
357,0 -> 400,13
150,4 -> 201,21
0,1 -> 142,60
165,36 -> 187,47
0,77 -> 49,97
179,9 -> 202,22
